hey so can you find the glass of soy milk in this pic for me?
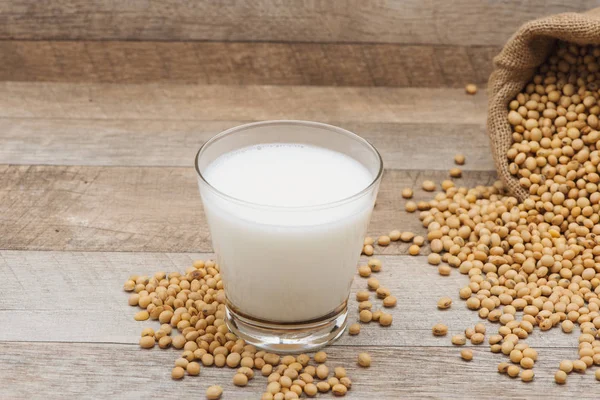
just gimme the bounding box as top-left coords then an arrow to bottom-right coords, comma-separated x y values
195,120 -> 383,353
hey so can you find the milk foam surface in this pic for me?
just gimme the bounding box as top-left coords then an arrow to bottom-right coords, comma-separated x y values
203,143 -> 373,207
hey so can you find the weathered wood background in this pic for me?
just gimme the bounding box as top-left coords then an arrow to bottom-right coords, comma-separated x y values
1,1 -> 598,399
0,1 -> 597,86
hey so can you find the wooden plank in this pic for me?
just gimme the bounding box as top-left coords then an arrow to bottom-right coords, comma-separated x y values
0,342 -> 590,399
0,119 -> 494,170
0,1 -> 595,46
0,251 -> 573,351
0,41 -> 497,87
0,82 -> 487,123
0,167 -> 496,252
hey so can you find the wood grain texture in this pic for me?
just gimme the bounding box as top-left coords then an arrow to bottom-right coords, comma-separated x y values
0,82 -> 487,123
0,251 -> 575,350
0,119 -> 494,170
0,41 -> 497,87
0,250 -> 587,399
0,247 -> 588,399
0,167 -> 496,252
0,1 -> 595,46
0,342 -> 592,399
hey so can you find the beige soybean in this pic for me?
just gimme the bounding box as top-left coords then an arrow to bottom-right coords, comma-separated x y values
262,365 -> 273,377
470,333 -> 484,345
437,297 -> 452,309
314,351 -> 327,363
389,230 -> 401,241
304,383 -> 318,397
357,265 -> 371,277
432,323 -> 448,336
507,365 -> 520,378
428,253 -> 442,265
474,323 -> 486,334
451,334 -> 467,346
334,367 -> 347,379
140,327 -> 154,337
175,358 -> 189,368
332,384 -> 347,396
409,245 -> 421,255
171,366 -> 185,380
438,265 -> 451,276
316,382 -> 331,392
226,353 -> 241,368
400,232 -> 415,242
405,202 -> 417,212
465,84 -> 477,95
460,349 -> 473,361
383,295 -> 397,307
413,236 -> 425,246
562,320 -> 574,333
520,357 -> 534,369
296,354 -> 310,367
158,336 -> 172,349
187,362 -> 201,376
378,235 -> 391,246
449,168 -> 462,178
206,385 -> 223,399
340,377 -> 352,389
139,336 -> 155,349
368,258 -> 383,272
521,370 -> 534,382
134,310 -> 149,321
356,291 -> 370,301
233,373 -> 249,386
359,310 -> 373,323
573,360 -> 587,372
376,287 -> 391,299
497,362 -> 510,374
367,278 -> 380,290
327,377 -> 340,387
555,370 -> 567,384
358,352 -> 371,367
379,313 -> 393,326
316,364 -> 329,379
422,180 -> 436,191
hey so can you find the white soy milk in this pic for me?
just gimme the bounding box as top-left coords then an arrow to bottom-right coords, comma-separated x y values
201,143 -> 375,322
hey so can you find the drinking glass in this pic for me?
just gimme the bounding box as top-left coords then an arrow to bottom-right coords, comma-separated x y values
195,120 -> 383,353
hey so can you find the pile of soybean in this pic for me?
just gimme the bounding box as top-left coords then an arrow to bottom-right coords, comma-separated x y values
410,41 -> 600,384
124,260 -> 373,399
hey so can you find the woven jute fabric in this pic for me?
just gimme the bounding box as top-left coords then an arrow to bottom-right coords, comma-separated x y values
488,8 -> 600,201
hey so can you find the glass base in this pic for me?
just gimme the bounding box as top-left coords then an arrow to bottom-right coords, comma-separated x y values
225,304 -> 348,354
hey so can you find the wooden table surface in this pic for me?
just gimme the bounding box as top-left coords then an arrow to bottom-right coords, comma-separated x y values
2,2 -> 599,399
1,82 -> 595,400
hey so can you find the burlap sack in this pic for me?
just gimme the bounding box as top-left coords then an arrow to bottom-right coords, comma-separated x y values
488,8 -> 600,201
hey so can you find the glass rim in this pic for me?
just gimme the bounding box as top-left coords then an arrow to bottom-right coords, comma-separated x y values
194,120 -> 384,211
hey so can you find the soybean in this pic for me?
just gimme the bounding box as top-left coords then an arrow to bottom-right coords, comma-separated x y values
357,352 -> 371,367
